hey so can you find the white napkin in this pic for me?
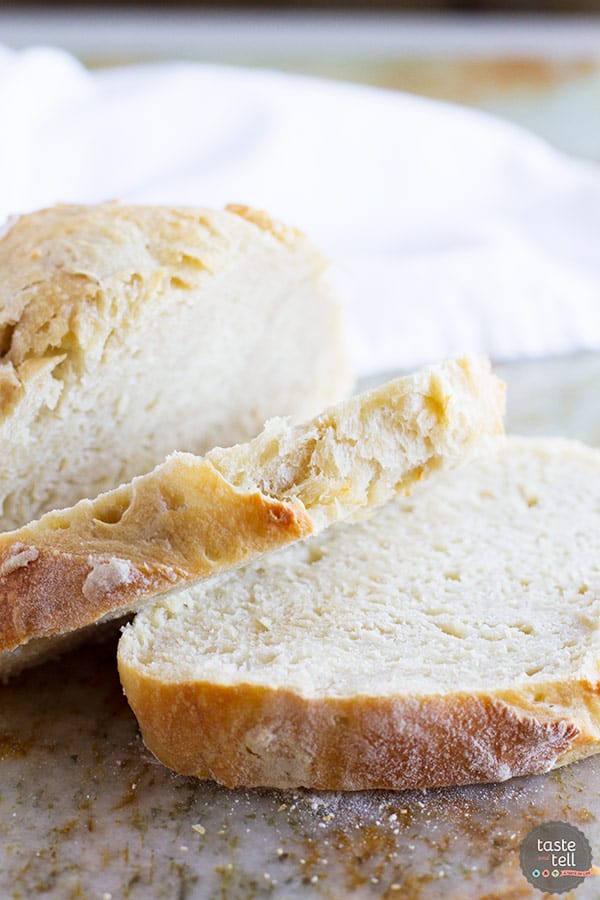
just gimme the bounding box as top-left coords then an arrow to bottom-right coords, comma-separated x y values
1,44 -> 600,376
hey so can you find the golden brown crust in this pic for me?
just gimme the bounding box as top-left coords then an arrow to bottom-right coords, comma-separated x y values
225,204 -> 305,246
0,203 -> 306,365
0,454 -> 312,653
117,671 -> 600,791
0,202 -> 318,430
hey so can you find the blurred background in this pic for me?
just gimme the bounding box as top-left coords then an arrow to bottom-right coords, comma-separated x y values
2,4 -> 600,160
2,2 -> 600,392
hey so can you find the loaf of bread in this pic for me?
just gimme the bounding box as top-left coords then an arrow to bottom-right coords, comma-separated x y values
0,201 -> 351,532
0,357 -> 504,677
118,437 -> 600,790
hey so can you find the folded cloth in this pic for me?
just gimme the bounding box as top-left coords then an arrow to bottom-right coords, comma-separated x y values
1,45 -> 600,375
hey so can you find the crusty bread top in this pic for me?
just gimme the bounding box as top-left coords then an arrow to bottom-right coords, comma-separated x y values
0,201 -> 310,368
118,437 -> 600,790
207,356 -> 505,529
0,357 -> 503,670
0,202 -> 319,423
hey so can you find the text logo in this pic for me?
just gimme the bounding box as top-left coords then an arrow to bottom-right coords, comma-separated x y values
520,821 -> 593,894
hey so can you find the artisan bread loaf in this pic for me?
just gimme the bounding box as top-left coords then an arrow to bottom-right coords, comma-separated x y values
119,437 -> 600,791
0,201 -> 350,532
0,357 -> 503,677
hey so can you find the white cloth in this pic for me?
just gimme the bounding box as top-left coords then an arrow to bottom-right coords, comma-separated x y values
1,44 -> 600,376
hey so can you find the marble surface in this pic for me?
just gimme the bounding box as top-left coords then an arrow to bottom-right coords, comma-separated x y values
1,353 -> 600,900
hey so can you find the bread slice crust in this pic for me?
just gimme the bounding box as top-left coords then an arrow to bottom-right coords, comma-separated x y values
115,674 -> 597,790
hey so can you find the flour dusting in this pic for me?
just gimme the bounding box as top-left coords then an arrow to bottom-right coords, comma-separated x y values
0,543 -> 39,576
83,557 -> 134,600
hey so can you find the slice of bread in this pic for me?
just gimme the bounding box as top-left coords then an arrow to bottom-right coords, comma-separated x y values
0,357 -> 503,677
0,201 -> 351,531
118,437 -> 600,791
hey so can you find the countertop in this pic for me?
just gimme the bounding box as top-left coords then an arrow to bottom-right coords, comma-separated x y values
1,353 -> 600,900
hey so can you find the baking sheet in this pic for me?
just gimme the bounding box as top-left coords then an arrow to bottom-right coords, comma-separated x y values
2,353 -> 599,900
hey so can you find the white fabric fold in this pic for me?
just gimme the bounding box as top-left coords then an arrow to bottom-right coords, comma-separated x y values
1,45 -> 600,375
